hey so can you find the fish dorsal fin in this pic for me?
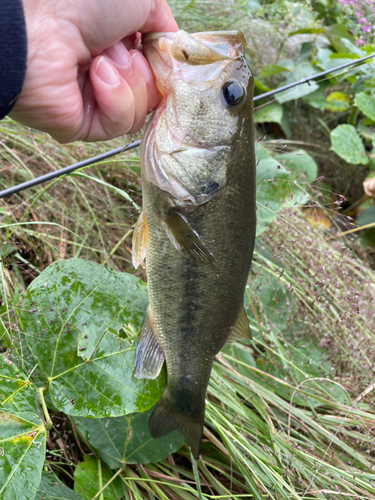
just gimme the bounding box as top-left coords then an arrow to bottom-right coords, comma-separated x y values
226,308 -> 251,344
134,309 -> 165,379
161,210 -> 217,266
132,209 -> 148,269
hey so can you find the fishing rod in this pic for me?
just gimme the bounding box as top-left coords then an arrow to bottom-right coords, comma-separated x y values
0,52 -> 374,200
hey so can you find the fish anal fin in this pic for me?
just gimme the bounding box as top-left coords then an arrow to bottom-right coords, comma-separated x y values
132,209 -> 148,269
149,393 -> 203,459
134,309 -> 164,379
161,210 -> 216,266
225,308 -> 251,344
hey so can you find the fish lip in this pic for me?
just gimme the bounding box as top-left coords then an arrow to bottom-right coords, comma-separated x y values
143,30 -> 246,67
143,30 -> 246,46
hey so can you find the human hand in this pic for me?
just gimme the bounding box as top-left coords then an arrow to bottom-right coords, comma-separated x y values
10,0 -> 177,142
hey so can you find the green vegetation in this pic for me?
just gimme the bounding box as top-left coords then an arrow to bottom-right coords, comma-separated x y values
1,1 -> 375,499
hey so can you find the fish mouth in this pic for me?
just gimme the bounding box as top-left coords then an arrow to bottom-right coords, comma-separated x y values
143,30 -> 246,93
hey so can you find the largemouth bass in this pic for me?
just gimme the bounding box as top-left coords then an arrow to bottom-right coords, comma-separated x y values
132,30 -> 256,459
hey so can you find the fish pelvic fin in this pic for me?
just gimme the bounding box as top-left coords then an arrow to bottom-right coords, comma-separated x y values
134,308 -> 165,379
161,209 -> 217,266
225,307 -> 251,345
149,393 -> 204,459
132,209 -> 148,269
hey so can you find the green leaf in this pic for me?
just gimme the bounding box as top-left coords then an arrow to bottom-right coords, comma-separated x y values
246,268 -> 297,334
20,259 -> 166,417
302,87 -> 327,110
256,340 -> 350,407
274,150 -> 317,206
289,27 -> 323,36
274,149 -> 318,182
330,53 -> 359,60
254,80 -> 271,93
360,228 -> 375,247
0,358 -> 46,500
74,408 -> 185,469
325,24 -> 356,53
326,91 -> 350,112
0,356 -> 39,417
316,47 -> 358,72
255,146 -> 290,236
357,124 -> 375,141
276,81 -> 319,104
254,102 -> 283,124
334,38 -> 365,57
221,343 -> 256,379
330,125 -> 369,165
280,106 -> 292,138
354,92 -> 375,122
357,205 -> 375,226
246,0 -> 260,11
35,472 -> 84,500
258,65 -> 290,79
275,62 -> 319,104
74,456 -> 123,500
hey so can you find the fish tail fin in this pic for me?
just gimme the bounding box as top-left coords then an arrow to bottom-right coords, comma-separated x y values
149,394 -> 204,459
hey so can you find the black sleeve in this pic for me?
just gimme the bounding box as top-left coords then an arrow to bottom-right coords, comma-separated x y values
0,0 -> 27,119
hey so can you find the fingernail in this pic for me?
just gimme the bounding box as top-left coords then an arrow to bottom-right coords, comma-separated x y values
95,56 -> 120,86
130,50 -> 151,82
104,42 -> 131,68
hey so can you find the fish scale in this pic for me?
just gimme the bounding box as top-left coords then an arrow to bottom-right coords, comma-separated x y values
132,30 -> 256,458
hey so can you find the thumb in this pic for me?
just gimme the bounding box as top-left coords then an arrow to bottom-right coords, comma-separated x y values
72,55 -> 142,142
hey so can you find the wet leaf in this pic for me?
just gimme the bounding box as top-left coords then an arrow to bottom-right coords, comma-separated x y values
255,146 -> 290,236
20,259 -> 166,417
74,456 -> 123,500
35,471 -> 84,499
0,356 -> 39,418
330,124 -> 369,165
0,358 -> 46,500
73,408 -> 185,469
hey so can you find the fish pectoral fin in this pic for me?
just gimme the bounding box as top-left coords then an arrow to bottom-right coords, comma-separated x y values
161,210 -> 217,266
132,209 -> 148,269
225,307 -> 252,344
134,309 -> 164,379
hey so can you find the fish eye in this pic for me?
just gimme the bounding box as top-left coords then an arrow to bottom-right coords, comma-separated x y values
222,81 -> 246,107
